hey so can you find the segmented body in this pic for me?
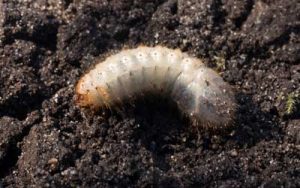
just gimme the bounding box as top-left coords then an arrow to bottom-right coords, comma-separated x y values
76,46 -> 236,129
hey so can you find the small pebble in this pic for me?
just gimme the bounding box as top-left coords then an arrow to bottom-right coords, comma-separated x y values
230,149 -> 238,157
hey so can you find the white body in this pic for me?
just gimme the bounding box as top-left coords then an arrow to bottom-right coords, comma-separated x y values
76,46 -> 236,129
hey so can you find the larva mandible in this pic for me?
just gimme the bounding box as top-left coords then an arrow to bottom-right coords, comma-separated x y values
76,46 -> 237,129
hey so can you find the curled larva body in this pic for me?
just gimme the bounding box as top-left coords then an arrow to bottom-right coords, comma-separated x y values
76,46 -> 236,129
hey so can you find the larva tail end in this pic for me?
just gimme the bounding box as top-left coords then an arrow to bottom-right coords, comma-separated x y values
187,98 -> 237,132
189,112 -> 236,133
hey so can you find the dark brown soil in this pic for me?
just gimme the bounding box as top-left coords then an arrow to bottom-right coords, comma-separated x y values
1,0 -> 300,187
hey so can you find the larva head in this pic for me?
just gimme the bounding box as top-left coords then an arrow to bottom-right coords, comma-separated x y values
75,74 -> 103,109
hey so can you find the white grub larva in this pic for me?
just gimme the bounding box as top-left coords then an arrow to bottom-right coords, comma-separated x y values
76,46 -> 237,129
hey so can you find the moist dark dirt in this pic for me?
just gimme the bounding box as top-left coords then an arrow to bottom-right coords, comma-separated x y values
0,0 -> 300,187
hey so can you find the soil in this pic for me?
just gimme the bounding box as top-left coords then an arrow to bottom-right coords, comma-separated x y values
0,0 -> 299,187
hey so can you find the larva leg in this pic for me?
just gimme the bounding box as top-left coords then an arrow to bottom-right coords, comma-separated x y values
95,87 -> 112,111
117,72 -> 141,101
154,65 -> 175,94
142,66 -> 158,94
164,67 -> 182,96
109,78 -> 124,105
172,81 -> 197,116
128,70 -> 144,97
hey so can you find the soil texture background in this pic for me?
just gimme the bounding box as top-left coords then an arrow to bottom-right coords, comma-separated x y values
0,0 -> 300,187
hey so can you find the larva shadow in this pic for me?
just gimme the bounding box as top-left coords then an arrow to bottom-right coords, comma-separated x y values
78,97 -> 190,172
115,97 -> 200,171
85,94 -> 238,171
